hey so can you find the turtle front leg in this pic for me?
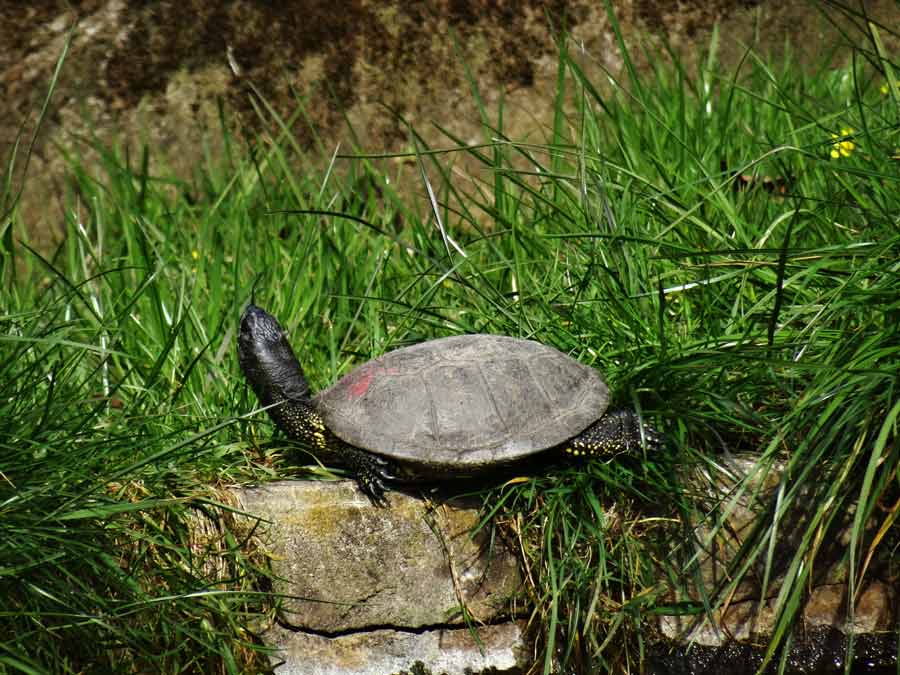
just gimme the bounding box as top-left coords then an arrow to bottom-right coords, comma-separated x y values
564,409 -> 662,458
270,399 -> 398,503
334,442 -> 398,504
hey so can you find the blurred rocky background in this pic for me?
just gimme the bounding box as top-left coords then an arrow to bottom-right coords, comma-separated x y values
2,1 -> 898,249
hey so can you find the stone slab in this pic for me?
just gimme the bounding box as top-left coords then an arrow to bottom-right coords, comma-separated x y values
265,621 -> 528,675
236,480 -> 521,633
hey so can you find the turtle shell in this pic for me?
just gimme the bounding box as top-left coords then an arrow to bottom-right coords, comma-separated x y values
313,334 -> 609,471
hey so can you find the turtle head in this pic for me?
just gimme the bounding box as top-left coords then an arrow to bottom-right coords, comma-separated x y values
238,305 -> 311,405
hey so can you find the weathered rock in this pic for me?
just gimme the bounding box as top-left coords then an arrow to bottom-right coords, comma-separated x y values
659,455 -> 898,649
235,480 -> 521,633
845,581 -> 896,635
264,621 -> 529,675
659,580 -> 896,647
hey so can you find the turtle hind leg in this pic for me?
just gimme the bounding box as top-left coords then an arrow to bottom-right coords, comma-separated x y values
334,443 -> 398,505
564,409 -> 663,458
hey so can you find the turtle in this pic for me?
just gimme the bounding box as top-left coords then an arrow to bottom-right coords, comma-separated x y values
237,304 -> 662,501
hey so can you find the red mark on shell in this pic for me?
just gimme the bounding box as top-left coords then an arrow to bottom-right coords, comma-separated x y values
345,363 -> 399,399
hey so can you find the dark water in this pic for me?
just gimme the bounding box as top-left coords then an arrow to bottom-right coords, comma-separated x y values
647,628 -> 898,675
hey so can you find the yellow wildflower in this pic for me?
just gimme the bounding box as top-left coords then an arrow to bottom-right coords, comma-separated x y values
881,83 -> 890,95
191,249 -> 200,260
830,128 -> 855,159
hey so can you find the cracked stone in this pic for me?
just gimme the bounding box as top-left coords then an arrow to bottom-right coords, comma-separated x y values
235,480 -> 522,633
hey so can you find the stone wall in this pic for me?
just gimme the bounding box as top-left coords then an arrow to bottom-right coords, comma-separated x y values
233,480 -> 528,674
228,460 -> 897,673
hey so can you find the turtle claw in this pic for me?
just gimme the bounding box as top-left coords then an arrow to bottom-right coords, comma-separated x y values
358,472 -> 389,505
343,446 -> 398,505
358,465 -> 400,506
372,457 -> 401,483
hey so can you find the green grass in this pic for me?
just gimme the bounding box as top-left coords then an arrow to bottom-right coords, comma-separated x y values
1,11 -> 899,675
